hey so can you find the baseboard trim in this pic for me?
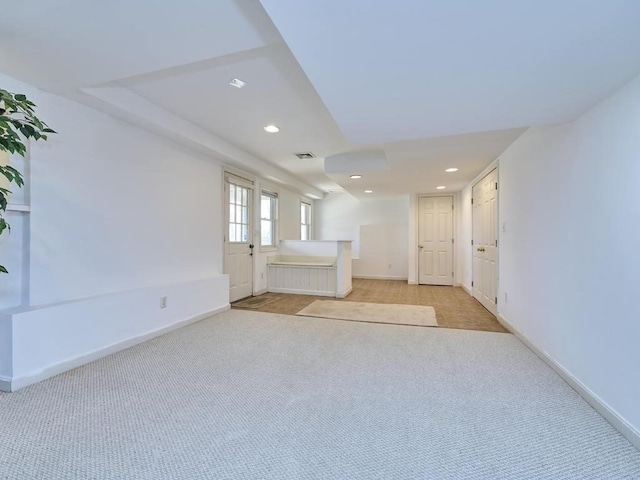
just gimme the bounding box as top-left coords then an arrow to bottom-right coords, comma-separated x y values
336,286 -> 353,299
253,288 -> 268,296
9,304 -> 230,392
267,287 -> 335,297
497,313 -> 640,451
461,283 -> 473,296
352,275 -> 409,281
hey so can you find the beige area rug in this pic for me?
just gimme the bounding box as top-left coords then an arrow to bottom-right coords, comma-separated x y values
232,295 -> 281,309
296,300 -> 438,327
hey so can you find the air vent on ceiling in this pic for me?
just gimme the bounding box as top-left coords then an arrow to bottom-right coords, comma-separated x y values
295,152 -> 315,159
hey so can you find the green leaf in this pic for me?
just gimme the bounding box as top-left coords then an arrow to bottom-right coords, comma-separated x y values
14,94 -> 26,101
0,265 -> 8,274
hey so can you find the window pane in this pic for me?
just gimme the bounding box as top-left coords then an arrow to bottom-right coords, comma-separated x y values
229,204 -> 235,223
242,225 -> 248,242
236,206 -> 242,225
241,187 -> 247,206
261,195 -> 271,220
229,224 -> 235,242
301,225 -> 307,240
301,203 -> 307,223
261,220 -> 272,245
242,205 -> 248,224
229,184 -> 235,203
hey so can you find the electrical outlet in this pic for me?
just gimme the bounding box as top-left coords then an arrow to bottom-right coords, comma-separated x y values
160,296 -> 168,309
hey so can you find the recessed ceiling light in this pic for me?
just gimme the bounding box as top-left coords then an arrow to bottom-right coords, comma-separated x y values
445,167 -> 459,173
264,125 -> 280,133
350,174 -> 362,179
364,190 -> 373,194
436,186 -> 446,190
229,78 -> 246,89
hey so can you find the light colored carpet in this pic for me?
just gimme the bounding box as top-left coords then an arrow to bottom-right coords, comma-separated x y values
1,309 -> 639,479
296,300 -> 438,327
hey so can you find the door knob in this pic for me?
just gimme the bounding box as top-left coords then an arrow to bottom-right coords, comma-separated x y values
418,245 -> 424,249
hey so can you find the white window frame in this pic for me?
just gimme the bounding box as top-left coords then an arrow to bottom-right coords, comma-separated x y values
300,200 -> 312,240
260,190 -> 279,251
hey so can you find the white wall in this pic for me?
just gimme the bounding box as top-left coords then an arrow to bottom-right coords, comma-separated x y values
315,192 -> 410,280
0,74 -> 229,389
27,92 -> 222,305
457,185 -> 473,290
497,74 -> 640,438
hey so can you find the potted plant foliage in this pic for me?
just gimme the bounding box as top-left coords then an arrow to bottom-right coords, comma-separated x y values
0,88 -> 55,273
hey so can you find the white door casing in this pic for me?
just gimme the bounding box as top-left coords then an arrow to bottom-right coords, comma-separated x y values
472,169 -> 498,315
418,196 -> 453,285
225,174 -> 254,302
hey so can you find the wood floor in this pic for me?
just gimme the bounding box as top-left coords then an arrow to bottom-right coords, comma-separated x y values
232,278 -> 507,333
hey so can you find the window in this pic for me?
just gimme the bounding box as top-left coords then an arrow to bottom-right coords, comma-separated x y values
228,183 -> 250,242
260,191 -> 278,247
301,201 -> 312,240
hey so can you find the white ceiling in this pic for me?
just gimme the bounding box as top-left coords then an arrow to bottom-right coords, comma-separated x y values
1,0 -> 639,199
261,0 -> 640,145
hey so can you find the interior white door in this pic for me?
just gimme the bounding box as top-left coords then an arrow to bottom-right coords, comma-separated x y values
472,169 -> 498,315
418,196 -> 453,285
225,176 -> 253,302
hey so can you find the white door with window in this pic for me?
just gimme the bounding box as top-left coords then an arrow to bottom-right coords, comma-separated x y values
472,169 -> 498,315
418,196 -> 453,285
225,175 -> 253,302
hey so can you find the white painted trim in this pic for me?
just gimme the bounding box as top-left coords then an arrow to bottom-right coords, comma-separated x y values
408,280 -> 418,285
336,286 -> 353,298
0,376 -> 11,393
497,313 -> 640,451
8,304 -> 230,392
253,288 -> 268,296
469,159 -> 499,188
352,275 -> 408,281
461,283 -> 473,296
6,204 -> 31,213
280,239 -> 352,243
267,287 -> 335,297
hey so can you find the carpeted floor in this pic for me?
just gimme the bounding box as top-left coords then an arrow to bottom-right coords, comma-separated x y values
1,309 -> 639,479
